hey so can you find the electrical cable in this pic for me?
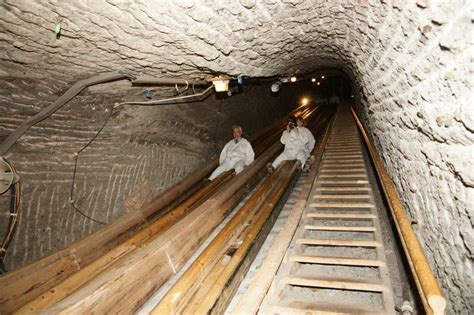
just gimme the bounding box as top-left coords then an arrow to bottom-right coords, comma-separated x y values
0,161 -> 20,274
69,107 -> 116,225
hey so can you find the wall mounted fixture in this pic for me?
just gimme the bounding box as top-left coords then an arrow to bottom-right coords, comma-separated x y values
271,81 -> 282,93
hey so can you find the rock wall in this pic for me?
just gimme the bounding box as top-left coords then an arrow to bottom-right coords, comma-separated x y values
350,3 -> 473,313
0,0 -> 472,311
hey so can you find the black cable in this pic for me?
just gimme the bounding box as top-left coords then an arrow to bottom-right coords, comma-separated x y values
69,107 -> 115,225
0,183 -> 17,274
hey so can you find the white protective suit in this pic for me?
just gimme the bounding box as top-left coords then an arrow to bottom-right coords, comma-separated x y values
209,138 -> 255,180
271,128 -> 309,169
299,126 -> 315,159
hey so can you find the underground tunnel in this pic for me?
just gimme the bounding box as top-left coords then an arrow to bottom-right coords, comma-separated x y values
0,0 -> 472,314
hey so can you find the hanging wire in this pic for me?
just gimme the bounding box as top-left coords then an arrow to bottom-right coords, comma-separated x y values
69,107 -> 116,225
0,161 -> 20,274
69,85 -> 214,225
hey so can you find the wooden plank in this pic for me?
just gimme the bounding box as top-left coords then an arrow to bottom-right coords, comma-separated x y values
151,163 -> 291,314
282,277 -> 386,292
264,302 -> 384,315
324,154 -> 363,158
324,149 -> 362,153
304,225 -> 376,232
314,194 -> 371,199
320,164 -> 365,168
321,159 -> 364,163
290,255 -> 384,267
306,213 -> 376,220
311,202 -> 374,208
296,238 -> 381,247
319,174 -> 367,178
326,147 -> 361,150
319,169 -> 366,173
315,187 -> 371,192
188,163 -> 300,314
318,180 -> 369,184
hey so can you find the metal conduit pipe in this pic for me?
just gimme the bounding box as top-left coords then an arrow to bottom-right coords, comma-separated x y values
114,85 -> 214,107
0,71 -> 135,156
351,107 -> 446,315
131,76 -> 209,86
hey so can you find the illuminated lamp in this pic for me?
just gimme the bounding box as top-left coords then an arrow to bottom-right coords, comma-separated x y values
271,81 -> 282,93
212,79 -> 229,92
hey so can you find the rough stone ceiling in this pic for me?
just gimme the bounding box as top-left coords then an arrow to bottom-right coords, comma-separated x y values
0,0 -> 412,81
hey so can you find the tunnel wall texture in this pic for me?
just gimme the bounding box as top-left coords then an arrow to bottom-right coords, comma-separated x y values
0,0 -> 472,311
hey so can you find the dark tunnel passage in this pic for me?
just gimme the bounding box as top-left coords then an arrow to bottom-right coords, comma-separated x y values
0,1 -> 472,313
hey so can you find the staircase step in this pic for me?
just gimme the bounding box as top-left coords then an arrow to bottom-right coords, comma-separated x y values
297,238 -> 381,247
307,213 -> 376,220
282,277 -> 386,292
304,225 -> 376,232
311,202 -> 374,208
290,255 -> 384,267
314,194 -> 371,199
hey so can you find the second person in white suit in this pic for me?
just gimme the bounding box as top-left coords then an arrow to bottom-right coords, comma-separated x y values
267,115 -> 310,172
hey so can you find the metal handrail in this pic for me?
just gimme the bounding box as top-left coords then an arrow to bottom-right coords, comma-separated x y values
351,107 -> 446,315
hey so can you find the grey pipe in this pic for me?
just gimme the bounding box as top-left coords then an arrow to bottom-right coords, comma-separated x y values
115,85 -> 214,107
0,71 -> 135,156
131,76 -> 208,86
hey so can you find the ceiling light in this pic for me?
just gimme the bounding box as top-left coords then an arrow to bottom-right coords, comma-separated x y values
301,98 -> 309,106
271,81 -> 282,93
321,75 -> 325,79
311,78 -> 316,82
317,82 -> 320,86
212,79 -> 229,92
290,76 -> 297,82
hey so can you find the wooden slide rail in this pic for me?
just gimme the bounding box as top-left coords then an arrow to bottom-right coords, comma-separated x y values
152,161 -> 299,314
351,107 -> 446,315
15,141 -> 282,314
2,104 -> 325,313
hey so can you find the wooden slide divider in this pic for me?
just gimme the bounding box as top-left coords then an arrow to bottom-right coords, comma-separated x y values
151,161 -> 296,314
15,135 -> 285,314
0,156 -> 219,313
187,162 -> 299,314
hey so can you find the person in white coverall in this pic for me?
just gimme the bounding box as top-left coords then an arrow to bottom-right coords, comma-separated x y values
268,115 -> 309,172
297,116 -> 315,171
208,125 -> 255,181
